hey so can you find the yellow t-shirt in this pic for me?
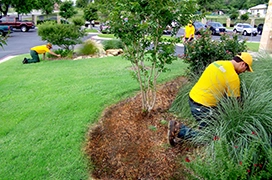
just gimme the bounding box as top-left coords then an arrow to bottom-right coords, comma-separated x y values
189,61 -> 240,107
185,25 -> 195,38
31,45 -> 50,54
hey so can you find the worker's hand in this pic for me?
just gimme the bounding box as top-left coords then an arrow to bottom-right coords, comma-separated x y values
57,54 -> 61,58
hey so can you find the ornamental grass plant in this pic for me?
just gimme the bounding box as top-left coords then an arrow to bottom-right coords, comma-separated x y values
171,53 -> 272,179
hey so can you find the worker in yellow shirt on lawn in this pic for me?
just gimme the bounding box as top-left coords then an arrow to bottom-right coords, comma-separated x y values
22,43 -> 61,64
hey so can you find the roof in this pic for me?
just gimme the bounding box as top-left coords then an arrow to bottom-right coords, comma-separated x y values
249,4 -> 267,10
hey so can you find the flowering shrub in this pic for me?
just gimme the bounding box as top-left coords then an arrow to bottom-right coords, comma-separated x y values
183,30 -> 247,76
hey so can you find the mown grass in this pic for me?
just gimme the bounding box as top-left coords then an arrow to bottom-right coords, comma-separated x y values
246,42 -> 260,52
0,55 -> 187,179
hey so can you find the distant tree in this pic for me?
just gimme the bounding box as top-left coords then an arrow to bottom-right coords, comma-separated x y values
0,0 -> 12,16
83,3 -> 98,22
229,9 -> 239,20
240,13 -> 249,21
11,0 -> 36,15
197,0 -> 224,12
59,0 -> 77,20
36,0 -> 60,15
76,0 -> 89,8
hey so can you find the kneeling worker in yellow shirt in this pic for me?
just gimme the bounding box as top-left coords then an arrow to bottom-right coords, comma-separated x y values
22,43 -> 61,64
168,52 -> 254,146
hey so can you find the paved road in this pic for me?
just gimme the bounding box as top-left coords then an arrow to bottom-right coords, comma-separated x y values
0,29 -> 46,61
0,29 -> 94,62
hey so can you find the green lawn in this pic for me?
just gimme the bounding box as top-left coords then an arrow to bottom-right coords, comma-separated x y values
0,55 -> 187,179
246,42 -> 260,52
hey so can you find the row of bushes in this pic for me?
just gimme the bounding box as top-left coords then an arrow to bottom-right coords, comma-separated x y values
47,39 -> 124,59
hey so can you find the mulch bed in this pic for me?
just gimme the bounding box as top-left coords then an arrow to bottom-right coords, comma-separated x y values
85,76 -> 198,179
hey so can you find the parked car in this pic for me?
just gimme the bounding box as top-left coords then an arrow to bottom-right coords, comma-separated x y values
193,21 -> 206,35
233,23 -> 258,36
257,23 -> 263,35
0,25 -> 13,36
100,22 -> 110,34
37,17 -> 70,25
163,25 -> 172,35
206,22 -> 226,35
0,16 -> 35,32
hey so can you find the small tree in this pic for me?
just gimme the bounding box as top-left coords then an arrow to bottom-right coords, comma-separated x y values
59,0 -> 77,20
38,21 -> 85,51
76,0 -> 89,8
97,0 -> 202,112
240,13 -> 249,22
83,3 -> 98,22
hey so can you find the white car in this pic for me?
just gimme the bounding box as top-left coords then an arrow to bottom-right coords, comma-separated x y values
233,23 -> 258,36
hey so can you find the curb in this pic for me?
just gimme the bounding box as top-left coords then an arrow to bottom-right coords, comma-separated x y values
0,55 -> 17,64
90,35 -> 184,47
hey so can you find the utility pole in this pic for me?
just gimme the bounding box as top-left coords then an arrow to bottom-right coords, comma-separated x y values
259,0 -> 272,53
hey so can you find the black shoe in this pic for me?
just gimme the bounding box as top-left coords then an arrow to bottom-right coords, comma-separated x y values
22,58 -> 28,64
168,120 -> 182,146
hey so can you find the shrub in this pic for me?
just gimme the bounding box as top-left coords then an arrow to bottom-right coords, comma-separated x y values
38,21 -> 85,51
183,30 -> 247,76
240,13 -> 249,22
77,39 -> 105,56
184,137 -> 272,180
102,40 -> 124,50
47,49 -> 73,59
71,17 -> 85,27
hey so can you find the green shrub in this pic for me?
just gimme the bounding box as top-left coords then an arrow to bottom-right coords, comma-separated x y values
47,49 -> 73,59
184,138 -> 272,180
184,30 -> 247,76
38,21 -> 85,51
71,17 -> 85,27
77,39 -> 102,56
102,40 -> 124,50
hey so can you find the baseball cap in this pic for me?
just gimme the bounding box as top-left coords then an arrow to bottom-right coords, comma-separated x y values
46,43 -> 52,49
237,52 -> 253,72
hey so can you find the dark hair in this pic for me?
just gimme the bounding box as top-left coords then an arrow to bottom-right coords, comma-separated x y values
233,54 -> 250,70
233,56 -> 243,63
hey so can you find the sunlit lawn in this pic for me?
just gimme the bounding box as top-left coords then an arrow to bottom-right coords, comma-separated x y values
0,55 -> 187,179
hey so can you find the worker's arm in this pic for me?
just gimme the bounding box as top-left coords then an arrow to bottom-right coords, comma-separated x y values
49,51 -> 61,57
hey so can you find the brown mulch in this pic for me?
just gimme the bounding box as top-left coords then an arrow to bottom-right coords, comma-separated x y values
85,76 -> 198,180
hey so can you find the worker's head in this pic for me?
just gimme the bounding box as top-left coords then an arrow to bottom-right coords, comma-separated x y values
46,43 -> 52,49
233,52 -> 253,74
188,20 -> 193,27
